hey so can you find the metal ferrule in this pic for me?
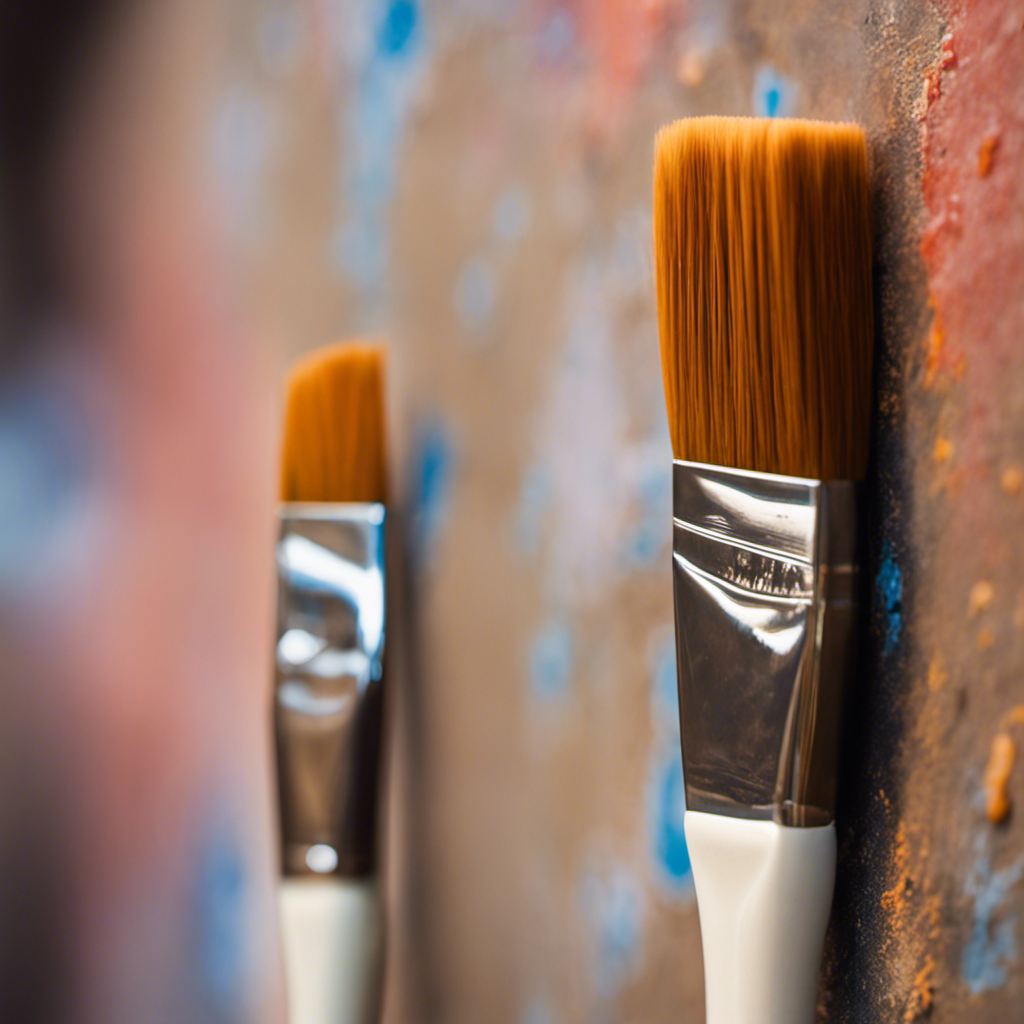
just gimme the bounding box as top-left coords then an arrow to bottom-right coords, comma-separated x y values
672,461 -> 859,827
275,503 -> 386,878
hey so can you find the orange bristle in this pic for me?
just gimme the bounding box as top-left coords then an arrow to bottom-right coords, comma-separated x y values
280,341 -> 388,503
654,116 -> 874,480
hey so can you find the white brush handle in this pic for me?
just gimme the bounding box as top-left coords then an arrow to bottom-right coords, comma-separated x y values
279,877 -> 383,1024
684,810 -> 835,1024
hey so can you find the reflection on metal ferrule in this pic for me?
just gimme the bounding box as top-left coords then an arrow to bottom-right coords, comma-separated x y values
275,503 -> 386,877
672,461 -> 859,827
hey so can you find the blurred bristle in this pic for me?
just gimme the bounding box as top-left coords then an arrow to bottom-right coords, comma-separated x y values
654,116 -> 874,480
280,340 -> 388,503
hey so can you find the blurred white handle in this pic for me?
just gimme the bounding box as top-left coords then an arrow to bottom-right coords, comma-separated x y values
684,810 -> 835,1024
279,877 -> 383,1024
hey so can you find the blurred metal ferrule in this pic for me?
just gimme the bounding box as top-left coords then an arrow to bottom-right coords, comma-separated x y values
275,503 -> 386,878
672,461 -> 859,827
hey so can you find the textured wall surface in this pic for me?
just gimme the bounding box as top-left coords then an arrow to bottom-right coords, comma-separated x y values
226,1 -> 1024,1020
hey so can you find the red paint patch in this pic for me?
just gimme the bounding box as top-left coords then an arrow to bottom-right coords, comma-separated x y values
920,0 -> 1024,508
535,0 -> 686,145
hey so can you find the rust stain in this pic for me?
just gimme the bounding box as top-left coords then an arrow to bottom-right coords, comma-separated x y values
676,48 -> 705,88
920,68 -> 942,112
1000,465 -> 1023,495
1001,705 -> 1024,729
879,678 -> 945,1020
933,435 -> 953,464
881,821 -> 912,916
968,580 -> 995,618
977,132 -> 1000,177
983,731 -> 1016,823
976,626 -> 995,651
926,657 -> 947,692
930,464 -> 967,498
923,310 -> 944,389
903,954 -> 936,1022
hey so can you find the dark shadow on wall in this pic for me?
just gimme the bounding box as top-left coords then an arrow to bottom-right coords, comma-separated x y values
819,2 -> 942,1021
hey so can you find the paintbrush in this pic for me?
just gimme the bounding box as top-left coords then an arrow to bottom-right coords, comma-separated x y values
275,341 -> 388,1024
653,116 -> 873,1024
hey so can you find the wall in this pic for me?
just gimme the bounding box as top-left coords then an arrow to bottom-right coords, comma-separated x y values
224,1 -> 1024,1020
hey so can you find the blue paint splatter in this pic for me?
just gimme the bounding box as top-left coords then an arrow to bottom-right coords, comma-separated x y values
514,462 -> 550,556
493,184 -> 531,244
454,256 -> 498,333
257,4 -> 306,77
333,1 -> 426,309
410,421 -> 453,556
649,746 -> 693,899
753,65 -> 796,118
193,823 -> 247,1013
519,996 -> 556,1024
624,524 -> 660,565
333,220 -> 383,296
538,6 -> 575,65
529,620 -> 574,702
210,84 -> 273,242
646,629 -> 689,897
0,371 -> 91,587
875,541 -> 903,655
580,861 -> 643,997
377,0 -> 419,58
963,836 -> 1024,994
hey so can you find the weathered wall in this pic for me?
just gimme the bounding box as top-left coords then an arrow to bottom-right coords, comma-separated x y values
227,1 -> 1024,1020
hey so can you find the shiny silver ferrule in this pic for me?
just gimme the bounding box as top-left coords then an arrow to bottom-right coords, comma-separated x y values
672,461 -> 859,827
275,503 -> 386,878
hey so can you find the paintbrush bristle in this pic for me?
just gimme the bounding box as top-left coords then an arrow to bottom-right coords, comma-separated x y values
280,340 -> 388,503
654,116 -> 873,480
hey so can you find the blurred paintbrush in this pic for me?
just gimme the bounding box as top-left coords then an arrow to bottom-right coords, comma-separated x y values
275,341 -> 389,1024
